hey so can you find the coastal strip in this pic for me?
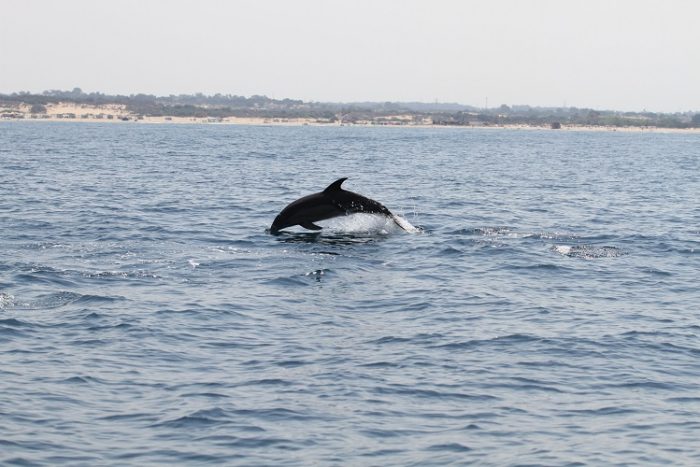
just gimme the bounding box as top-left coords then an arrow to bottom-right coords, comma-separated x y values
2,101 -> 699,134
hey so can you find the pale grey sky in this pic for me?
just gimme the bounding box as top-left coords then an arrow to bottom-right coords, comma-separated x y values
1,0 -> 698,112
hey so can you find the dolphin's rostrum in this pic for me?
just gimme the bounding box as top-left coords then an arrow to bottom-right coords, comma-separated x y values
270,178 -> 405,234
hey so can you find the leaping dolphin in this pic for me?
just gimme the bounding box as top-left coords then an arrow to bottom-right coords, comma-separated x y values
270,178 -> 406,234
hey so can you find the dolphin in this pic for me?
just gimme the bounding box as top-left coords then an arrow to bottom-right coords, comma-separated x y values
270,178 -> 406,234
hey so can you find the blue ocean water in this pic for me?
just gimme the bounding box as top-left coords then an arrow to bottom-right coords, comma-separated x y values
1,121 -> 699,465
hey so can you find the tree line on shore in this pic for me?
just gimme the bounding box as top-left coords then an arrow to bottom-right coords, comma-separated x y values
2,88 -> 699,128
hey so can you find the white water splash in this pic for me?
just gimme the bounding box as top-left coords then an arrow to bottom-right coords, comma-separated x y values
320,213 -> 420,234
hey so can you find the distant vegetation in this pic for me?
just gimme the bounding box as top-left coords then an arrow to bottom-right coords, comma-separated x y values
1,88 -> 699,128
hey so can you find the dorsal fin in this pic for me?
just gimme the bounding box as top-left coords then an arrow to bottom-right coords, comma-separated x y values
323,177 -> 348,194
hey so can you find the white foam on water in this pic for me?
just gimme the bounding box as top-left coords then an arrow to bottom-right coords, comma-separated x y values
553,245 -> 573,256
552,244 -> 623,259
0,292 -> 15,309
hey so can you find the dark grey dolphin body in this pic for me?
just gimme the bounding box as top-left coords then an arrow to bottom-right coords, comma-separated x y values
270,178 -> 405,234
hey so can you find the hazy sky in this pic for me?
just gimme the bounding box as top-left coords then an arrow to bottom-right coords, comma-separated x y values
2,0 -> 698,112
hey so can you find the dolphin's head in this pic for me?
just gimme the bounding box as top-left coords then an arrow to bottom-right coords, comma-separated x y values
269,191 -> 325,234
270,209 -> 294,234
270,216 -> 284,234
269,182 -> 348,235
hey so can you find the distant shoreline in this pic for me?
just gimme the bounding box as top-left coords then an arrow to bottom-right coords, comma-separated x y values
3,116 -> 700,134
2,101 -> 699,134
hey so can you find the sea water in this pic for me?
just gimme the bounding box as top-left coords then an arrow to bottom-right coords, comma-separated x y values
1,122 -> 699,465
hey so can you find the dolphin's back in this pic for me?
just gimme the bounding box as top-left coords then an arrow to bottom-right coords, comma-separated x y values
330,190 -> 393,217
323,177 -> 393,216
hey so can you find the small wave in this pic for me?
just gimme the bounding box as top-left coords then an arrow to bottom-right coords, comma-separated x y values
438,246 -> 464,256
153,408 -> 230,428
14,267 -> 77,288
639,267 -> 672,276
453,226 -> 513,236
235,378 -> 293,387
368,333 -> 445,345
0,325 -> 29,340
602,380 -> 677,390
179,392 -> 231,400
667,397 -> 700,403
0,317 -> 30,327
426,442 -> 472,453
60,375 -> 106,385
562,406 -> 638,416
359,448 -> 405,457
10,291 -> 123,310
263,275 -> 311,287
374,385 -> 498,401
198,435 -> 289,449
20,241 -> 66,250
434,333 -> 542,350
84,270 -> 160,280
509,262 -> 564,271
99,412 -> 159,422
231,407 -> 320,422
277,233 -> 378,245
76,294 -> 124,304
25,291 -> 85,309
360,428 -> 426,439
